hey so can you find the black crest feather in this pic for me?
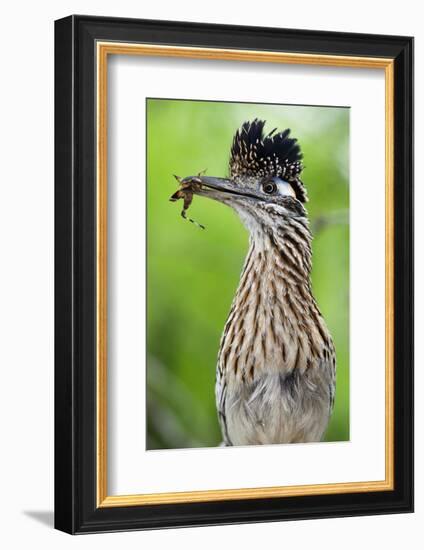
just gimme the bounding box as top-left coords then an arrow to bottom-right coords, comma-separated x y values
229,119 -> 307,202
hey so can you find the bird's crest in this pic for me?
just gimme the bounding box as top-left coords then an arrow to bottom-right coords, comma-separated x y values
229,119 -> 307,202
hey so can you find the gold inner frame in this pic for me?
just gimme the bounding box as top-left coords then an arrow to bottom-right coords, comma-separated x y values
96,42 -> 395,508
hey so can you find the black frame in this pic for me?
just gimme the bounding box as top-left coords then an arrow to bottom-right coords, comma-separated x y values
55,15 -> 414,534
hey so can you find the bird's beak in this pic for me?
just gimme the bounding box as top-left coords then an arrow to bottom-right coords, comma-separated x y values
184,176 -> 259,202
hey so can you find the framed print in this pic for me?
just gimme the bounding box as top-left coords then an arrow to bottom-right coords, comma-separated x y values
54,15 -> 414,534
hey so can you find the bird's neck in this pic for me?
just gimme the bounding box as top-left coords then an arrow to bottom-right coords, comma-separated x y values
219,219 -> 325,379
242,219 -> 313,296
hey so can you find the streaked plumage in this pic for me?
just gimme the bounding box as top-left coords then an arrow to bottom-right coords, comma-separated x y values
177,119 -> 335,446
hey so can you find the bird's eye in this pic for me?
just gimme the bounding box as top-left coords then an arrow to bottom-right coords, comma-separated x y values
263,181 -> 277,194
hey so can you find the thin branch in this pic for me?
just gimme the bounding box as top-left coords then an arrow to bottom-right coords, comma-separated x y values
311,209 -> 349,234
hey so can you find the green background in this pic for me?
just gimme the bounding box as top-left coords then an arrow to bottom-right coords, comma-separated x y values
146,99 -> 349,449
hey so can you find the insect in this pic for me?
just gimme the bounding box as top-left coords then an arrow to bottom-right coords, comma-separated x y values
170,173 -> 206,229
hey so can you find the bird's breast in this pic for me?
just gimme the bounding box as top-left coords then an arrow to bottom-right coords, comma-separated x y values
215,236 -> 335,446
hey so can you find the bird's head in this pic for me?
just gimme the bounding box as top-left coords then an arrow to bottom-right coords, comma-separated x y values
183,119 -> 308,237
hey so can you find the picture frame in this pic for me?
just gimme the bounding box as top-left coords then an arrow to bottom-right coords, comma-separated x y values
54,15 -> 414,534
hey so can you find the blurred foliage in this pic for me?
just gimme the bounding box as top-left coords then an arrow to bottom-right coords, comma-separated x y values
146,99 -> 349,449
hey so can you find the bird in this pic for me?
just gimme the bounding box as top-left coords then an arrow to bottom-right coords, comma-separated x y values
178,119 -> 336,446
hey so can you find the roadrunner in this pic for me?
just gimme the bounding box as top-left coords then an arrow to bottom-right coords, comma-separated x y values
174,119 -> 336,446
